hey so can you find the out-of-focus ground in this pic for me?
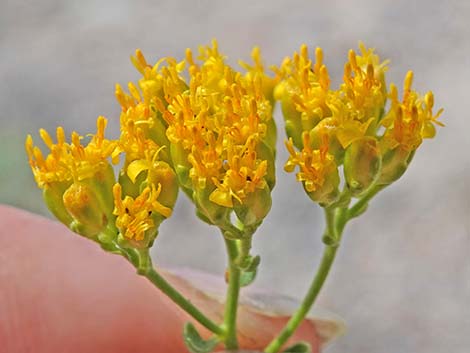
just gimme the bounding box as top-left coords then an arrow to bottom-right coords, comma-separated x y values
1,0 -> 469,352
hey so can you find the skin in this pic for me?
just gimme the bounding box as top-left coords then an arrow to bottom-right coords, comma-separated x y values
0,205 -> 322,352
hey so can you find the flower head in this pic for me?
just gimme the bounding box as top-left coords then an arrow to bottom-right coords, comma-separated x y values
26,117 -> 117,188
274,45 -> 337,135
25,126 -> 70,188
26,117 -> 118,237
380,71 -> 444,152
285,133 -> 339,205
113,183 -> 171,245
275,43 -> 443,202
158,40 -> 275,214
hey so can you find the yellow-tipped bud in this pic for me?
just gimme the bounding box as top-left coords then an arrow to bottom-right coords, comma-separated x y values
377,147 -> 413,186
344,137 -> 382,196
234,184 -> 272,227
147,161 -> 178,211
304,169 -> 340,207
170,142 -> 193,190
256,141 -> 276,190
63,182 -> 110,238
281,94 -> 304,149
194,185 -> 231,226
42,181 -> 74,227
86,162 -> 116,216
285,134 -> 340,207
148,113 -> 171,152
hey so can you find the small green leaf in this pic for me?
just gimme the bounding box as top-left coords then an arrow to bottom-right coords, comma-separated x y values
240,254 -> 260,271
282,341 -> 312,353
240,268 -> 257,287
248,255 -> 260,270
183,322 -> 218,353
239,255 -> 260,287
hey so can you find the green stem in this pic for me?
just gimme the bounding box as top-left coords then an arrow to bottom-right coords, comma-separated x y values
143,267 -> 225,336
264,185 -> 383,352
265,244 -> 339,353
325,207 -> 336,235
237,236 -> 253,267
264,209 -> 342,353
335,207 -> 349,235
223,238 -> 241,349
348,184 -> 384,219
115,246 -> 225,337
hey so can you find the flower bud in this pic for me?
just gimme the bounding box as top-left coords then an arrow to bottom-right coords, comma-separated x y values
118,170 -> 143,199
274,83 -> 304,149
117,223 -> 159,250
42,181 -> 74,227
344,137 -> 382,196
85,163 -> 116,218
263,117 -> 277,154
256,141 -> 276,190
113,182 -> 172,249
170,142 -> 192,190
262,77 -> 277,110
304,167 -> 340,207
147,161 -> 178,211
193,185 -> 231,227
377,147 -> 414,185
148,113 -> 172,157
234,184 -> 272,227
63,182 -> 110,238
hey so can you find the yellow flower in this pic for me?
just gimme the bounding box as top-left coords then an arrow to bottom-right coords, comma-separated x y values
68,117 -> 117,181
209,137 -> 268,208
113,183 -> 172,242
124,49 -> 186,107
285,133 -> 336,192
285,132 -> 340,206
115,50 -> 186,155
340,45 -> 388,124
239,46 -> 279,104
25,126 -> 70,188
381,71 -> 444,152
114,118 -> 163,169
26,116 -> 116,188
274,45 -> 337,133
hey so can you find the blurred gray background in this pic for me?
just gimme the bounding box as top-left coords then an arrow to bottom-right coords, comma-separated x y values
1,0 -> 469,352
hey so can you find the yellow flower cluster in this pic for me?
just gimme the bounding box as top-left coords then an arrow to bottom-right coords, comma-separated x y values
26,40 -> 442,245
26,40 -> 276,245
157,41 -> 275,209
275,43 -> 443,203
112,40 -> 276,231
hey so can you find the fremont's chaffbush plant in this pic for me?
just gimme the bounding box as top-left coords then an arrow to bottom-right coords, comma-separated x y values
26,40 -> 443,353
